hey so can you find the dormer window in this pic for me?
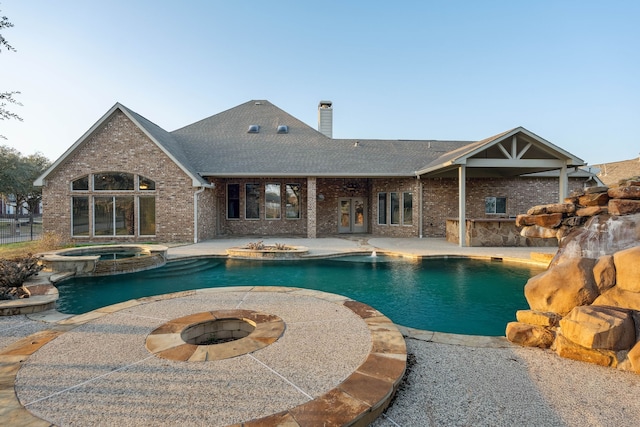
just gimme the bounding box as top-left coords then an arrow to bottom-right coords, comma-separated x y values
247,124 -> 260,133
277,125 -> 289,134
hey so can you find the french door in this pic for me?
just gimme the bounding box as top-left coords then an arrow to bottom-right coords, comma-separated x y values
338,198 -> 366,233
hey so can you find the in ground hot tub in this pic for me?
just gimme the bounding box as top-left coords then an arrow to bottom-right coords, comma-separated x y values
39,244 -> 168,276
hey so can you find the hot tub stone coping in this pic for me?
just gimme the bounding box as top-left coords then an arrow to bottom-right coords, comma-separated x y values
0,286 -> 407,427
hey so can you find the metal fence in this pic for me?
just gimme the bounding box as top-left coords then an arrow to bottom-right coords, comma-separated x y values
0,215 -> 43,245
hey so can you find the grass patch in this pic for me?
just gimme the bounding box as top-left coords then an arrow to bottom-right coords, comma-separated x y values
0,241 -> 43,259
0,232 -> 70,260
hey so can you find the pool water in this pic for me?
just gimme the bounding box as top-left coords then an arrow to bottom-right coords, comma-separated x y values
55,256 -> 544,336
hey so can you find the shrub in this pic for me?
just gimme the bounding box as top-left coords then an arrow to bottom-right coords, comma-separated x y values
37,231 -> 69,252
0,254 -> 43,300
246,240 -> 265,250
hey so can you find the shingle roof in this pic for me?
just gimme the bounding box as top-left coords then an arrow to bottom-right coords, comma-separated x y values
118,104 -> 208,185
171,100 -> 473,176
35,99 -> 588,186
593,158 -> 640,186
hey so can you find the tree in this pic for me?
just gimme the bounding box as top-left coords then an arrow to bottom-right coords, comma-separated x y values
0,7 -> 22,139
0,145 -> 50,222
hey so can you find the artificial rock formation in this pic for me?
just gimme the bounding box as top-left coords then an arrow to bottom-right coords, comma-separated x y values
508,178 -> 640,373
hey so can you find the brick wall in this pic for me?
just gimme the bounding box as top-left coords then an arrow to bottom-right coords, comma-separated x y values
214,178 -> 307,236
421,176 -> 585,237
42,110 -> 590,244
41,110 -> 198,243
370,178 -> 419,238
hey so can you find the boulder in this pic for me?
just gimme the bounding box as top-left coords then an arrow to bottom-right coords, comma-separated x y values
585,186 -> 610,195
552,214 -> 640,262
506,322 -> 555,348
608,186 -> 640,199
527,203 -> 576,216
559,306 -> 635,351
627,342 -> 640,374
613,246 -> 640,292
609,199 -> 640,216
554,333 -> 617,367
520,225 -> 559,239
516,309 -> 561,327
562,216 -> 588,227
516,213 -> 563,228
592,255 -> 616,293
534,213 -> 563,228
524,257 -> 598,315
592,286 -> 640,311
576,206 -> 608,217
578,192 -> 610,207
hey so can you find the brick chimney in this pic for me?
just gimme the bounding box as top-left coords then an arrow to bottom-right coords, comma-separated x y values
318,101 -> 333,138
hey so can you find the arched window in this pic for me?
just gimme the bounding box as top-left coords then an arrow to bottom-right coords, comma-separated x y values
71,172 -> 156,237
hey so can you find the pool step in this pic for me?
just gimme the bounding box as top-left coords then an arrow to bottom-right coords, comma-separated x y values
143,258 -> 221,278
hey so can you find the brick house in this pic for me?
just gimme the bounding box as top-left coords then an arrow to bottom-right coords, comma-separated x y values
35,100 -> 598,246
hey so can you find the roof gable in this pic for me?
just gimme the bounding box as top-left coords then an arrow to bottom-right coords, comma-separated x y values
416,127 -> 585,177
35,103 -> 209,187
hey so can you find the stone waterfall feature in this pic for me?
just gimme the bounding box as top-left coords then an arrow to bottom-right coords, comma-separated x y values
506,178 -> 640,372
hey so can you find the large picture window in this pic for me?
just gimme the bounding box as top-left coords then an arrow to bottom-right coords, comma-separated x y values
378,191 -> 412,226
245,183 -> 260,219
94,172 -> 134,191
139,196 -> 156,235
72,176 -> 89,191
94,196 -> 134,236
285,184 -> 300,219
390,192 -> 400,225
71,172 -> 156,237
72,197 -> 89,236
227,184 -> 240,219
378,192 -> 387,225
265,183 -> 281,219
403,192 -> 413,225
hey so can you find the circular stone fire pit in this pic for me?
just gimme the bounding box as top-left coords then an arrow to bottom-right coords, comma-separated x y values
181,318 -> 256,345
145,309 -> 285,362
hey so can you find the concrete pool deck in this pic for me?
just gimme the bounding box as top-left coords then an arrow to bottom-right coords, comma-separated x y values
2,237 -> 640,426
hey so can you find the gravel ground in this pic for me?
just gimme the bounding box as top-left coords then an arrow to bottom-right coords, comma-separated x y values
373,338 -> 640,427
5,313 -> 640,426
0,314 -> 51,349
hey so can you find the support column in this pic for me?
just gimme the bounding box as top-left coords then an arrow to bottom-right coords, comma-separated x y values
307,177 -> 317,238
458,165 -> 466,247
559,164 -> 568,202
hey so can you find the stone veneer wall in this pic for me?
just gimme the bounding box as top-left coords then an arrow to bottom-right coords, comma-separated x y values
42,111 -> 198,243
445,218 -> 557,247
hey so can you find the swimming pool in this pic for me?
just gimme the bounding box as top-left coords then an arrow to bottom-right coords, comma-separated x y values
55,255 -> 544,336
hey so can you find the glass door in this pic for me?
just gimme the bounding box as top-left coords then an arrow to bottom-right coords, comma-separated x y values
338,198 -> 366,233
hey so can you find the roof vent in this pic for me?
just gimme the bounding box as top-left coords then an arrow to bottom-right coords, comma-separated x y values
277,125 -> 289,134
247,124 -> 260,133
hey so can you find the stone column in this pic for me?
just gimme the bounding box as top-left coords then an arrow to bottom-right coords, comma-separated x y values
307,177 -> 317,238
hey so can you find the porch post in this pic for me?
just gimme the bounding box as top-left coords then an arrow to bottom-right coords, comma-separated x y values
307,177 -> 317,238
559,164 -> 568,202
458,165 -> 466,247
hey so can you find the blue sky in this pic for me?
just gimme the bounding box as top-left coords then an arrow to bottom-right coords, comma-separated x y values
1,1 -> 638,167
